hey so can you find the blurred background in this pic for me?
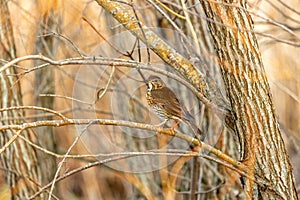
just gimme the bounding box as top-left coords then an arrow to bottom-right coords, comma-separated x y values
0,0 -> 299,199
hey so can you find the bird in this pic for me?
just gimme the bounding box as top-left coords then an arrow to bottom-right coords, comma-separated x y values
145,75 -> 204,141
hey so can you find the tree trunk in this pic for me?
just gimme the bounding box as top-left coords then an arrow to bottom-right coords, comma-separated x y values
34,4 -> 57,189
0,0 -> 43,198
200,0 -> 298,199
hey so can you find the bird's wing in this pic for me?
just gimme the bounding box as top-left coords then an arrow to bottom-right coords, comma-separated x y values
151,88 -> 182,119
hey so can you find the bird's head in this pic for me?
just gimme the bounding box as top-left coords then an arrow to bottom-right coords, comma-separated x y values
146,76 -> 165,90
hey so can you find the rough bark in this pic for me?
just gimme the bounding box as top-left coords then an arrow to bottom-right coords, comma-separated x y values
0,0 -> 44,198
34,5 -> 57,194
200,0 -> 298,199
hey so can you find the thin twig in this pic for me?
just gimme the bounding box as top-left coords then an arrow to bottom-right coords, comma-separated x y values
0,106 -> 68,120
82,16 -> 127,56
180,0 -> 200,55
0,129 -> 24,154
95,65 -> 115,102
40,93 -> 94,105
38,32 -> 86,57
154,0 -> 186,19
47,120 -> 97,200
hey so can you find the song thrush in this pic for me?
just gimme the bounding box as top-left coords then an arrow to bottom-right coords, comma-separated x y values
146,75 -> 203,141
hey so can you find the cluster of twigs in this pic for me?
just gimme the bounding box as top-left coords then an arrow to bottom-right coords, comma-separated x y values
0,0 -> 299,199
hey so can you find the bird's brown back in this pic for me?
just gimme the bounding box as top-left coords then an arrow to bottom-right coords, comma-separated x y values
148,86 -> 182,120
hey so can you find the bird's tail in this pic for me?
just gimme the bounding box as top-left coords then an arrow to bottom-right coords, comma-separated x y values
181,109 -> 205,141
183,119 -> 205,142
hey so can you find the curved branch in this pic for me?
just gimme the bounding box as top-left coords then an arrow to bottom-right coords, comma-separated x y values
94,0 -> 208,94
0,118 -> 248,171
